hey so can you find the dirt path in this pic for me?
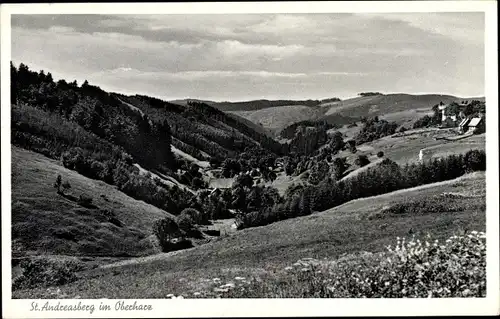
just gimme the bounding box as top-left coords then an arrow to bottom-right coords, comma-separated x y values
171,145 -> 210,168
100,248 -> 192,269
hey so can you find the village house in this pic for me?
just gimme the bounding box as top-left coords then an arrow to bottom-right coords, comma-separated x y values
467,117 -> 485,134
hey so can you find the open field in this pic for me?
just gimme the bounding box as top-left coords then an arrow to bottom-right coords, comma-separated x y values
322,94 -> 478,120
13,171 -> 485,299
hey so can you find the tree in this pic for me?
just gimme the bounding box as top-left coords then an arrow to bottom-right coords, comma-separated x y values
176,213 -> 202,239
233,173 -> 253,189
54,175 -> 62,194
355,155 -> 370,167
329,131 -> 345,153
152,217 -> 181,252
346,140 -> 357,153
332,157 -> 348,180
191,177 -> 204,190
464,150 -> 486,172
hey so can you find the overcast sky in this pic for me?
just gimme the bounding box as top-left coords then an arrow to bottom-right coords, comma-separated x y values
11,13 -> 484,101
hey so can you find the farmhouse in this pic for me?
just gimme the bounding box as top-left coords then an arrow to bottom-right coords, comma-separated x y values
467,117 -> 484,134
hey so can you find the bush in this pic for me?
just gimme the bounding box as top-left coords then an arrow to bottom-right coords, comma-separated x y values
13,258 -> 84,290
377,151 -> 384,158
152,217 -> 182,252
464,149 -> 486,172
54,175 -> 62,194
355,155 -> 370,167
179,208 -> 204,225
191,177 -> 205,190
177,213 -> 203,239
346,140 -> 357,153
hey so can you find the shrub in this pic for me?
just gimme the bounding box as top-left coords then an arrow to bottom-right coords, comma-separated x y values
177,213 -> 203,239
152,217 -> 182,252
179,208 -> 204,225
377,151 -> 384,158
464,149 -> 486,172
53,175 -> 62,194
13,258 -> 84,290
355,155 -> 370,167
346,140 -> 357,153
191,177 -> 205,190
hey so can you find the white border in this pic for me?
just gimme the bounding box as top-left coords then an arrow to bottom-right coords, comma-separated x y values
1,2 -> 499,318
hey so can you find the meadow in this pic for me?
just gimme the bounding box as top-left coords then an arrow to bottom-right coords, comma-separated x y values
13,169 -> 485,298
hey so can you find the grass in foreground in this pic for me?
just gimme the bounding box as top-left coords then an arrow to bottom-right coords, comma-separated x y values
173,231 -> 487,298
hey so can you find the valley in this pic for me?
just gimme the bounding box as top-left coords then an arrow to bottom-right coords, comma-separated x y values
9,62 -> 488,299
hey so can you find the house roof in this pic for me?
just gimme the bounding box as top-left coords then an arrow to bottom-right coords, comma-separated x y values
459,118 -> 471,127
468,117 -> 482,127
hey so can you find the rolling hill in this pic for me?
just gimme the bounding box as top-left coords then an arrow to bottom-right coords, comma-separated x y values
215,94 -> 485,134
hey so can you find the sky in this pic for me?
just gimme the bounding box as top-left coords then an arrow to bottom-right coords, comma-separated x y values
11,13 -> 485,101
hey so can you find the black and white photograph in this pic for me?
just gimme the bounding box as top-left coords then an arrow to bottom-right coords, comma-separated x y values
1,1 -> 499,318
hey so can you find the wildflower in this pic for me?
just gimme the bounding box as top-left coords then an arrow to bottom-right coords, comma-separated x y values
214,288 -> 229,293
193,292 -> 201,296
220,283 -> 235,288
234,276 -> 246,281
284,266 -> 293,271
385,281 -> 390,286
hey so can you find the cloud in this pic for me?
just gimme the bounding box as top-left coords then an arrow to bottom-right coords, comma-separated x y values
11,13 -> 485,100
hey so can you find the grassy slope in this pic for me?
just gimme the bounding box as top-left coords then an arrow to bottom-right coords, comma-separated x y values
14,171 -> 485,298
229,105 -> 323,135
11,146 -> 171,258
323,94 -> 459,118
225,94 -> 485,134
322,94 -> 485,128
267,130 -> 485,195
